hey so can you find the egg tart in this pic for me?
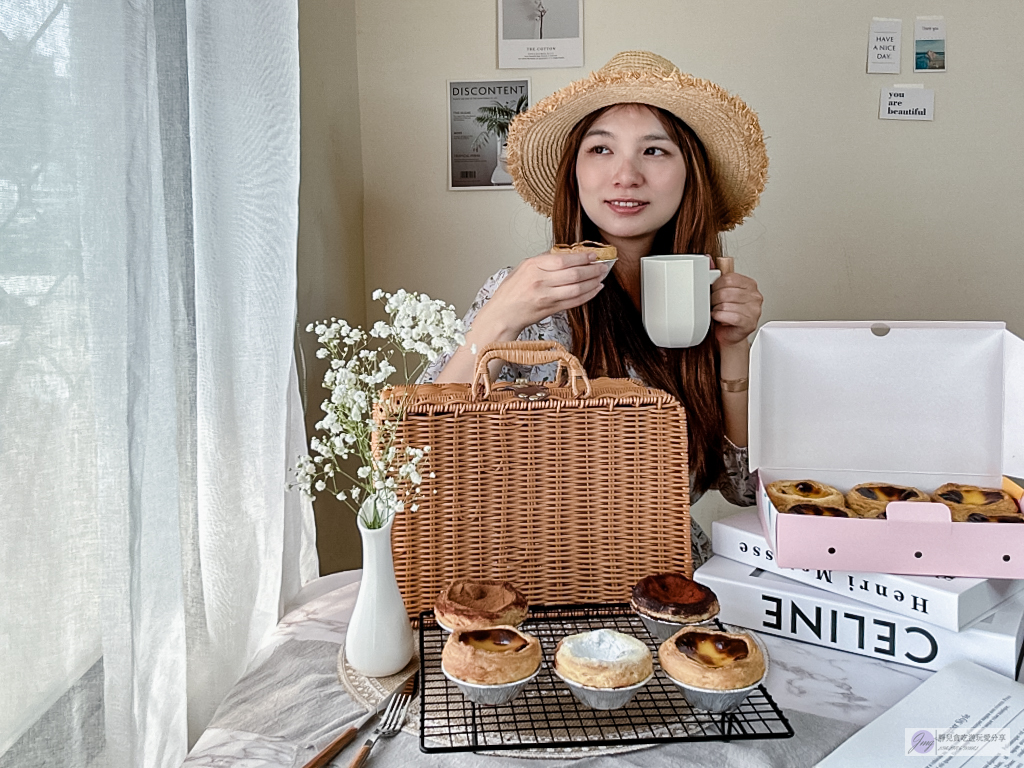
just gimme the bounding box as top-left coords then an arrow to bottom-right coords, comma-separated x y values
766,480 -> 845,512
659,627 -> 766,691
554,629 -> 652,690
783,503 -> 853,518
932,483 -> 1020,522
551,240 -> 617,261
631,573 -> 719,642
846,483 -> 930,518
434,578 -> 528,632
965,512 -> 1024,524
441,626 -> 541,686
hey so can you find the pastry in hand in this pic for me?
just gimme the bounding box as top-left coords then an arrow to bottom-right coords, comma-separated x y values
434,579 -> 528,631
441,626 -> 541,685
846,483 -> 930,518
554,629 -> 652,689
659,627 -> 766,691
766,480 -> 845,512
932,483 -> 1020,522
551,240 -> 617,261
631,572 -> 719,625
783,503 -> 853,518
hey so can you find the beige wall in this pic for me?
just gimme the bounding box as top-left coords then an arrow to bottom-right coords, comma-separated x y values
301,1 -> 1024,569
297,0 -> 366,572
357,1 -> 1024,335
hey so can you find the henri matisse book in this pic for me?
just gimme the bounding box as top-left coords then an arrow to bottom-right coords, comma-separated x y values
712,510 -> 1024,631
694,555 -> 1024,679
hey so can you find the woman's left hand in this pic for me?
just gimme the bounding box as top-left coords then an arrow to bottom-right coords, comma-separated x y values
711,270 -> 763,347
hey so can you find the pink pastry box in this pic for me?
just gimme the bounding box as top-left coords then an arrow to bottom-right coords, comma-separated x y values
749,321 -> 1024,579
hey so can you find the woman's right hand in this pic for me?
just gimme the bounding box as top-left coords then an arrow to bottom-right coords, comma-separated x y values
478,249 -> 609,335
432,249 -> 608,384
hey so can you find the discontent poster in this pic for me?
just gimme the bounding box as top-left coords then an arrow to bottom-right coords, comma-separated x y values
448,79 -> 529,189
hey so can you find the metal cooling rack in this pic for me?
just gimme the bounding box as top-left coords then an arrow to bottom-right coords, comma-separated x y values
418,602 -> 794,754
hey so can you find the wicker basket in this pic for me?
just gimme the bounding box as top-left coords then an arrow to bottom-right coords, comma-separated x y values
379,341 -> 692,618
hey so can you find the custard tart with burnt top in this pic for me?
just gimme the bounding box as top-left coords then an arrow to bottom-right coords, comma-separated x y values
965,512 -> 1024,524
783,503 -> 853,518
659,627 -> 766,691
932,483 -> 1019,522
434,578 -> 528,631
846,483 -> 929,518
551,240 -> 617,261
631,572 -> 719,624
766,480 -> 845,512
441,626 -> 541,686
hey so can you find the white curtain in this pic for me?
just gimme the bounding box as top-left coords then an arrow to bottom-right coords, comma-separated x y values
0,1 -> 318,766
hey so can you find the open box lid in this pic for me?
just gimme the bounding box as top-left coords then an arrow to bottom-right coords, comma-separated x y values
749,321 -> 1024,487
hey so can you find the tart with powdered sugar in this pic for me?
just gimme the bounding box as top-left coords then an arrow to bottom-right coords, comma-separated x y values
554,629 -> 652,689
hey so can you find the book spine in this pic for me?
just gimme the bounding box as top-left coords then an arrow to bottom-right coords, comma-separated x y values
711,519 -> 961,630
695,557 -> 1017,678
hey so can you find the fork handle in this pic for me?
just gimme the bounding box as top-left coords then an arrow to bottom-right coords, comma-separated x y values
347,738 -> 374,768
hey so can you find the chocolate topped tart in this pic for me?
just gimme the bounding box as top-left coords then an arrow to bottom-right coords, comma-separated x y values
434,578 -> 529,631
658,627 -> 766,691
631,572 -> 720,624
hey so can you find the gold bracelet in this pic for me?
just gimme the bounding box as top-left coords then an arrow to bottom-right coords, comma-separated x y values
720,377 -> 749,393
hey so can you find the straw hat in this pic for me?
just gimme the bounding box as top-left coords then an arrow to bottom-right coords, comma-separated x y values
506,51 -> 768,230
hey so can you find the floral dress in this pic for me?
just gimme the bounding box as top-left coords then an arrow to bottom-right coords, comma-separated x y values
421,268 -> 758,567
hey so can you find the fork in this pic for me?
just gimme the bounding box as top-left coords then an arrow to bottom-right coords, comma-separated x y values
347,675 -> 417,768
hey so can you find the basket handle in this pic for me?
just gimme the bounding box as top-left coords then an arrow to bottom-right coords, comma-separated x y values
471,340 -> 592,400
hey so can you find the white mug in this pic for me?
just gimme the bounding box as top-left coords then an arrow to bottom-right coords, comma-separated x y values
641,255 -> 720,348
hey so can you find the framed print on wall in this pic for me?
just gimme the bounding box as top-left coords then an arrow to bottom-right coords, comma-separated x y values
498,0 -> 583,69
448,79 -> 530,190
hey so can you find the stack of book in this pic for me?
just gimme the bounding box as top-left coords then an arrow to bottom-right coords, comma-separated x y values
694,510 -> 1024,679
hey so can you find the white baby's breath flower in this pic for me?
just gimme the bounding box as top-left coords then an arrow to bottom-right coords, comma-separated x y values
291,287 -> 463,527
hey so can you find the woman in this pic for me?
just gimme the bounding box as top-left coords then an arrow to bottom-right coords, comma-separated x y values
423,51 -> 768,565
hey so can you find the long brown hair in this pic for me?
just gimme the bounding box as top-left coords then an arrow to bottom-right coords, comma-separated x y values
553,104 -> 727,493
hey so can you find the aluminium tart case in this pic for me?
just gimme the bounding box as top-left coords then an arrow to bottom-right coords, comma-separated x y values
749,321 -> 1024,579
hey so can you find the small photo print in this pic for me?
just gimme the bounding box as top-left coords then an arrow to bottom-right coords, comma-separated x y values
915,17 -> 946,72
497,0 -> 583,69
448,79 -> 530,189
501,0 -> 579,40
915,40 -> 945,71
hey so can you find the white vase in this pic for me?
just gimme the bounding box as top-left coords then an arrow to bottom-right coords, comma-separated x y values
490,140 -> 513,185
345,508 -> 415,677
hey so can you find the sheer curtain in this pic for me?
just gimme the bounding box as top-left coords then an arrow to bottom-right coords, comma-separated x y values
0,1 -> 317,766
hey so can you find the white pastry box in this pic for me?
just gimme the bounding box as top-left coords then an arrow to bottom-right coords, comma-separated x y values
749,321 -> 1024,579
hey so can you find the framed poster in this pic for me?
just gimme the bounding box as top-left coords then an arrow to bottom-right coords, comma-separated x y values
448,79 -> 530,190
498,0 -> 583,69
